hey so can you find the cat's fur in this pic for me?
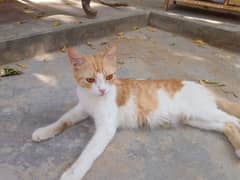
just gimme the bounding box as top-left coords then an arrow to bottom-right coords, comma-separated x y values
32,46 -> 240,180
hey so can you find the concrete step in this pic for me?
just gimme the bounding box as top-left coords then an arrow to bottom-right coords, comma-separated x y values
149,10 -> 240,53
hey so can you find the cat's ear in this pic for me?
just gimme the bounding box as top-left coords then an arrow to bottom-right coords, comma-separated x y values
104,45 -> 117,62
67,48 -> 85,66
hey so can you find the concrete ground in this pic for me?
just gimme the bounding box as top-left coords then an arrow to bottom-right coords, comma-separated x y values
1,27 -> 240,180
0,0 -> 239,64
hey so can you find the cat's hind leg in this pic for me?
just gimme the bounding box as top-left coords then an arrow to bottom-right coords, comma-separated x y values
223,123 -> 240,158
184,109 -> 240,158
186,119 -> 240,158
184,119 -> 225,132
32,104 -> 88,142
187,108 -> 240,130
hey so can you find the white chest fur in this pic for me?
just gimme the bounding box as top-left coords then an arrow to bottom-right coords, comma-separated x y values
77,86 -> 118,127
117,95 -> 138,128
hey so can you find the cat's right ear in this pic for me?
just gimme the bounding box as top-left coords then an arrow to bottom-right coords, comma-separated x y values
67,48 -> 85,66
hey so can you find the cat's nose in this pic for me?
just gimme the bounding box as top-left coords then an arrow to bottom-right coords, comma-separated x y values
99,89 -> 106,96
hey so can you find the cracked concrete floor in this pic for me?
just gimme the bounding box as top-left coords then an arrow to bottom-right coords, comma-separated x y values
1,27 -> 240,180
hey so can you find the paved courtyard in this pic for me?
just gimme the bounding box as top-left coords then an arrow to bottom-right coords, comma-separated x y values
1,27 -> 240,180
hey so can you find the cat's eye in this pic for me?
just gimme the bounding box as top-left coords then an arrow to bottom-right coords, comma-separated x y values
86,78 -> 95,83
106,74 -> 114,80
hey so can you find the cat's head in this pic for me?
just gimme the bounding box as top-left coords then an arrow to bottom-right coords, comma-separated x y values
68,46 -> 117,96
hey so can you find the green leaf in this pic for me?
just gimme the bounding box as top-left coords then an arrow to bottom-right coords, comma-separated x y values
0,68 -> 23,77
201,80 -> 226,87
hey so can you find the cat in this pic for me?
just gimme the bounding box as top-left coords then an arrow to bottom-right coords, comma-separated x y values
32,45 -> 240,180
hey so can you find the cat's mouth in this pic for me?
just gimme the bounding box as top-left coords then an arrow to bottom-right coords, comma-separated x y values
99,91 -> 107,96
99,93 -> 105,96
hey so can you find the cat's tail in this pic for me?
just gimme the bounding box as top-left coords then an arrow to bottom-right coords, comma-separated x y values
216,98 -> 240,119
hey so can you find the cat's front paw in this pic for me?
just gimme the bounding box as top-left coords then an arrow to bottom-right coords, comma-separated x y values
60,169 -> 82,180
32,127 -> 53,142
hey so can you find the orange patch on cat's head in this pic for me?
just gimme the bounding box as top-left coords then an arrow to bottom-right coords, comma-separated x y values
67,46 -> 117,91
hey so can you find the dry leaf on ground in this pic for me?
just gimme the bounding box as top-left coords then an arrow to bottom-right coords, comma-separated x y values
132,26 -> 140,30
87,42 -> 95,49
64,1 -> 72,5
200,80 -> 225,87
116,32 -> 131,40
160,122 -> 172,129
60,46 -> 67,53
33,12 -> 45,19
52,21 -> 61,27
117,32 -> 124,36
147,27 -> 157,32
16,63 -> 27,69
16,20 -> 26,24
23,6 -> 30,10
194,39 -> 206,46
98,0 -> 128,7
100,41 -> 108,45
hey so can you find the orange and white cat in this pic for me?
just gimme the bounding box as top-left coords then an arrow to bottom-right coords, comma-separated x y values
32,46 -> 240,180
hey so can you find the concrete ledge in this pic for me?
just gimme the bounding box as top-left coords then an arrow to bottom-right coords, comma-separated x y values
0,11 -> 148,65
148,11 -> 240,53
1,7 -> 239,65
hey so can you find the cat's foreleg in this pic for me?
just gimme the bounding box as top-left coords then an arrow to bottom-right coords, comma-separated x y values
60,125 -> 116,180
32,104 -> 88,142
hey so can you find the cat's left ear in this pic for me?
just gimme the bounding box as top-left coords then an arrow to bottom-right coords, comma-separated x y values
104,45 -> 117,62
